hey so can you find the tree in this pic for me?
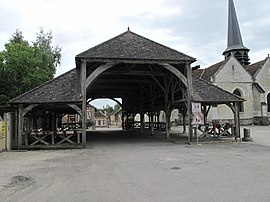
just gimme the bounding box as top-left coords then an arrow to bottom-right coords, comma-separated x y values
114,103 -> 121,112
100,104 -> 114,116
0,29 -> 61,105
99,103 -> 121,117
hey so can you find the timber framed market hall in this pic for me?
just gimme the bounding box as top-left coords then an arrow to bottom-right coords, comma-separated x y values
8,30 -> 243,149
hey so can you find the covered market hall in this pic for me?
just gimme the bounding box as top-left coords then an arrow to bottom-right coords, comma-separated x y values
7,30 -> 243,149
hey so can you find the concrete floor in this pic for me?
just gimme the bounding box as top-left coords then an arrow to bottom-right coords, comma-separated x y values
0,126 -> 270,202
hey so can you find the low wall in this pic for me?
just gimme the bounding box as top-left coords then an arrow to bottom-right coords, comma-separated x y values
0,120 -> 5,151
253,117 -> 269,126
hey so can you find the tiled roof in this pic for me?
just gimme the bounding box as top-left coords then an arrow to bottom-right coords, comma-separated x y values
245,59 -> 266,77
192,76 -> 244,103
95,111 -> 107,119
10,68 -> 243,105
10,69 -> 81,104
199,60 -> 227,81
76,30 -> 196,63
192,68 -> 204,78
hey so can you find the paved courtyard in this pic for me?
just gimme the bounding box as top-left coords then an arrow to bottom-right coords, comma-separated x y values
0,126 -> 270,202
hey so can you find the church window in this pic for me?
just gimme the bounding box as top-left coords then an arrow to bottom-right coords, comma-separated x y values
267,93 -> 270,112
233,89 -> 244,112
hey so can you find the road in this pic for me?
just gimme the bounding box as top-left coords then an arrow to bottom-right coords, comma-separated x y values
0,127 -> 270,202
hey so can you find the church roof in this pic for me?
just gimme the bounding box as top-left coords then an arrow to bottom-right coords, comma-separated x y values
76,30 -> 195,63
10,69 -> 82,104
245,59 -> 266,77
192,76 -> 244,103
193,60 -> 227,82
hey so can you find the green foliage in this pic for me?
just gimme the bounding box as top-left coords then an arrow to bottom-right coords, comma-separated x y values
0,28 -> 61,105
114,103 -> 121,112
100,103 -> 121,116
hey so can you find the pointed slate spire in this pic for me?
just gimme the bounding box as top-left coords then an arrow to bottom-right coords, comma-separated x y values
223,0 -> 250,65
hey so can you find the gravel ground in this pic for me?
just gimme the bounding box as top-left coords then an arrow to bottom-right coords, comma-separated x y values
0,128 -> 270,202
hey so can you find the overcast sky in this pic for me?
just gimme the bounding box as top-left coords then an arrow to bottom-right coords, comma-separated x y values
1,0 -> 270,108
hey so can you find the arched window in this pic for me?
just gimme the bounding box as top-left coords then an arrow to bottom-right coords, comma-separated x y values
233,89 -> 244,112
267,93 -> 270,112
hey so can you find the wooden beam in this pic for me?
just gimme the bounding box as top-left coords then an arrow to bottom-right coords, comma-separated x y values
81,58 -> 190,65
159,63 -> 188,87
169,99 -> 187,104
102,71 -> 165,76
23,104 -> 39,117
86,62 -> 117,90
68,104 -> 82,117
151,75 -> 165,92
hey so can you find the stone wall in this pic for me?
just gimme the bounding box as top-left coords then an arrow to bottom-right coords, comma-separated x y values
0,120 -> 5,151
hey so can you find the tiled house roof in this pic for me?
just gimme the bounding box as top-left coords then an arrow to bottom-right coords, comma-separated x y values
194,60 -> 227,82
245,59 -> 266,77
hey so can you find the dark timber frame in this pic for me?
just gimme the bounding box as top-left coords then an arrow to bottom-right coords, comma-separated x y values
9,30 -> 244,149
78,60 -> 194,147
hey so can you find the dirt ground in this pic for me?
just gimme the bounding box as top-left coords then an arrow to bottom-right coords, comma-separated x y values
0,126 -> 270,202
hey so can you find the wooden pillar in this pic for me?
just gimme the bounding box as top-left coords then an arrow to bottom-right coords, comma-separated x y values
149,112 -> 154,135
140,111 -> 144,134
179,107 -> 187,133
126,113 -> 129,130
91,106 -> 95,130
121,112 -> 125,129
18,104 -> 23,149
156,111 -> 160,130
234,102 -> 241,141
186,63 -> 193,142
139,88 -> 144,134
164,79 -> 170,139
202,105 -> 211,125
81,61 -> 87,147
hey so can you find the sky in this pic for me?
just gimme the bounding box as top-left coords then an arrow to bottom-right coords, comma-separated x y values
1,0 -> 270,108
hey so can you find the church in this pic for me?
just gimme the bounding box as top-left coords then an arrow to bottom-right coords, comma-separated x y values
193,0 -> 270,125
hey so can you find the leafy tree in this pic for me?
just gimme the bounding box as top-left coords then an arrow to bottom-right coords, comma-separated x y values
0,29 -> 61,105
100,104 -> 114,116
99,103 -> 121,117
113,103 -> 121,112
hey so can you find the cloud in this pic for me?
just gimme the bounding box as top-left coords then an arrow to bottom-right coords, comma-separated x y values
0,0 -> 269,75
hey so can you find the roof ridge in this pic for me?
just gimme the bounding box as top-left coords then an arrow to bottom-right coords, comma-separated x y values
76,30 -> 196,62
127,30 -> 196,61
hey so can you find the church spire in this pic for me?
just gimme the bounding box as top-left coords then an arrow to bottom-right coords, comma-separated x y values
223,0 -> 250,65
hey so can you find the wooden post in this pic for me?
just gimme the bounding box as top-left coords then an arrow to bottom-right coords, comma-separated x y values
140,111 -> 144,134
186,63 -> 193,142
91,106 -> 95,130
122,112 -> 125,129
81,61 -> 87,147
234,102 -> 241,141
164,78 -> 170,139
157,111 -> 160,130
18,104 -> 23,149
150,112 -> 154,135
